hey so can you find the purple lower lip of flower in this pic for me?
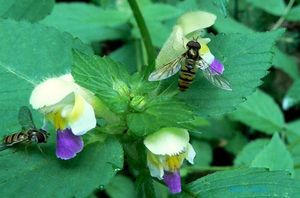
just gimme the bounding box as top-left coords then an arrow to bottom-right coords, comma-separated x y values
163,171 -> 182,194
210,58 -> 224,75
56,128 -> 84,160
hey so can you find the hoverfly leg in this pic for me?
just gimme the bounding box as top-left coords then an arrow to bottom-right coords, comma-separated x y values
37,145 -> 45,155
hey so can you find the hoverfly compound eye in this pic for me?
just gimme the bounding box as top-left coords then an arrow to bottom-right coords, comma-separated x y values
187,41 -> 201,49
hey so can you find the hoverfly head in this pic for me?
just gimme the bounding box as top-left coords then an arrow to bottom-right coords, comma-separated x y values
39,129 -> 50,138
28,131 -> 38,142
186,40 -> 201,50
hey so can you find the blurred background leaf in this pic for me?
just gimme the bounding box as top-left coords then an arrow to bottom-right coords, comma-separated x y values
246,0 -> 286,16
41,3 -> 130,44
250,133 -> 294,175
105,175 -> 136,198
234,139 -> 270,166
230,90 -> 285,135
0,0 -> 55,22
283,79 -> 300,110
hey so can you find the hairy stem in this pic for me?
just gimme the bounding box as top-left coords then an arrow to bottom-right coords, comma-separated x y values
127,0 -> 156,71
271,0 -> 295,30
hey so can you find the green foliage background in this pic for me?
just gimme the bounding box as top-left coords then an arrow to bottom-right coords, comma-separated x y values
0,0 -> 300,197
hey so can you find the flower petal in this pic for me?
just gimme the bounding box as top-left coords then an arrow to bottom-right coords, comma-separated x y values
144,127 -> 189,156
282,96 -> 295,110
155,25 -> 187,69
177,11 -> 216,36
147,151 -> 164,179
56,128 -> 83,160
201,52 -> 215,65
210,58 -> 224,74
67,94 -> 96,135
30,75 -> 77,110
163,171 -> 182,194
185,143 -> 196,164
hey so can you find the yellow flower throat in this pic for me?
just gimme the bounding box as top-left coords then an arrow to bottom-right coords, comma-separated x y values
166,154 -> 184,172
52,112 -> 67,130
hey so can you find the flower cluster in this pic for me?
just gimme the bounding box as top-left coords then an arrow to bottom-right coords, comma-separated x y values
28,10 -> 218,194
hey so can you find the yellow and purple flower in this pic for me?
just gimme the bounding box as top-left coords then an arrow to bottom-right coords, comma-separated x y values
144,127 -> 196,194
30,74 -> 96,160
156,11 -> 224,74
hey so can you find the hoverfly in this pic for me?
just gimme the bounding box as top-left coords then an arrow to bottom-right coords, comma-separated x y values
148,40 -> 232,91
0,106 -> 49,151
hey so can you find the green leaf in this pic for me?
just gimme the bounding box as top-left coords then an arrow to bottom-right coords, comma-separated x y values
185,168 -> 300,197
146,21 -> 171,48
283,79 -> 300,110
0,137 -> 123,197
286,5 -> 300,21
0,0 -> 54,22
153,180 -> 169,198
177,30 -> 283,116
214,17 -> 298,80
0,19 -> 92,134
191,140 -> 213,166
284,120 -> 300,165
234,139 -> 270,166
224,132 -> 248,155
273,48 -> 299,80
286,119 -> 300,141
131,19 -> 170,48
127,97 -> 207,136
214,16 -> 253,34
105,175 -> 136,198
213,0 -> 229,17
42,3 -> 130,43
247,0 -> 286,16
251,133 -> 294,175
142,3 -> 181,21
72,50 -> 131,114
230,90 -> 285,134
109,43 -> 138,74
136,173 -> 157,198
194,117 -> 237,140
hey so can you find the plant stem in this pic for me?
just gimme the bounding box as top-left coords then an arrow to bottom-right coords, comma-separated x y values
271,0 -> 295,31
127,0 -> 156,71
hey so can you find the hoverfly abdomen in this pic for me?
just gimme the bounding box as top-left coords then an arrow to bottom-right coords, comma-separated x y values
3,132 -> 28,146
178,59 -> 198,91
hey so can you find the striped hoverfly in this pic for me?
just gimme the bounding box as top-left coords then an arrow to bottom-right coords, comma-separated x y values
148,40 -> 232,91
0,106 -> 49,151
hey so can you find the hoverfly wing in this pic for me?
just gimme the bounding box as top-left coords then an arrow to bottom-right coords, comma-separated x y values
148,57 -> 183,81
197,60 -> 232,91
18,106 -> 36,130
